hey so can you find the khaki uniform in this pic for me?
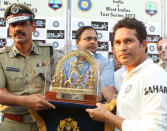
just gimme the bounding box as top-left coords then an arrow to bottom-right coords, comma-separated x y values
0,41 -> 53,131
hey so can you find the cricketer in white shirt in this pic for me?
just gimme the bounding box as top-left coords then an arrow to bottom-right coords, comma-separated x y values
115,58 -> 167,131
86,17 -> 167,131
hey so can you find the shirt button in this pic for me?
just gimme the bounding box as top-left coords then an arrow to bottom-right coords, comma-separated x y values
25,81 -> 28,85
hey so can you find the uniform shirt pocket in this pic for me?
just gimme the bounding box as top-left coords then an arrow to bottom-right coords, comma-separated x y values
6,71 -> 24,92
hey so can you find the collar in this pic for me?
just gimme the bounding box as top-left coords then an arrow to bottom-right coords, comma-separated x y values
10,41 -> 39,58
76,52 -> 98,62
123,58 -> 153,81
93,52 -> 98,59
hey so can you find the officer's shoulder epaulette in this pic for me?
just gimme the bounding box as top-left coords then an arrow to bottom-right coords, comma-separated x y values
33,41 -> 51,47
38,44 -> 52,47
0,46 -> 11,54
34,42 -> 53,58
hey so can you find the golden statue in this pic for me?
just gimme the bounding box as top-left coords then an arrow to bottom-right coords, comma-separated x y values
51,49 -> 98,96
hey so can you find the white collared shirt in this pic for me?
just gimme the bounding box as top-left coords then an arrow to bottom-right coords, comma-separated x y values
114,65 -> 126,92
115,58 -> 167,131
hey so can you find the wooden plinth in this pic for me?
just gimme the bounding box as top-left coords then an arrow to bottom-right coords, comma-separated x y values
45,91 -> 97,106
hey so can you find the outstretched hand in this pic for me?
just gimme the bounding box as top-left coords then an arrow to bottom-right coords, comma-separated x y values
22,94 -> 55,111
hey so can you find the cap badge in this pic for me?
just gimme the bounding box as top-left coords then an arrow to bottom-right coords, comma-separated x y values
11,4 -> 19,14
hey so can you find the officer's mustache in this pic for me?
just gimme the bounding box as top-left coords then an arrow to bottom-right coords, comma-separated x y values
14,30 -> 26,37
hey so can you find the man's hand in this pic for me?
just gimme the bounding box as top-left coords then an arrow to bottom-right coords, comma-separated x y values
86,102 -> 124,130
0,89 -> 55,111
22,94 -> 55,111
102,86 -> 117,102
85,102 -> 110,122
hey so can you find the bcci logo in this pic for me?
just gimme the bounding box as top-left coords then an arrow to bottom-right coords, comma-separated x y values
33,31 -> 40,37
78,22 -> 84,28
145,2 -> 157,16
53,21 -> 60,27
78,0 -> 92,12
125,84 -> 132,94
97,33 -> 102,40
149,26 -> 155,32
149,45 -> 155,52
48,0 -> 63,10
52,41 -> 59,48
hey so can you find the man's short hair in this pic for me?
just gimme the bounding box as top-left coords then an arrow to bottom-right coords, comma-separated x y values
4,3 -> 35,24
113,17 -> 147,44
76,26 -> 97,40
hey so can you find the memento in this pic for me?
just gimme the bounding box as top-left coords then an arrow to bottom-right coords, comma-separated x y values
45,49 -> 102,106
31,48 -> 115,131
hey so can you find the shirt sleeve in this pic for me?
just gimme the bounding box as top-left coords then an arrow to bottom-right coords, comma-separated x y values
121,71 -> 167,131
100,58 -> 115,88
0,62 -> 6,89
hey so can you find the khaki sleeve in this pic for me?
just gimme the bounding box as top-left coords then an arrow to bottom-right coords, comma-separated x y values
0,62 -> 6,88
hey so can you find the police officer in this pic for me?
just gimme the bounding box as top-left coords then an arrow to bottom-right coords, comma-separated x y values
0,3 -> 55,131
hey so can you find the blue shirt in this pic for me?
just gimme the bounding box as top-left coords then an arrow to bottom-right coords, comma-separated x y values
63,52 -> 115,89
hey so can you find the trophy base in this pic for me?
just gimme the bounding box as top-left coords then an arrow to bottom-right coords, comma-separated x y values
45,91 -> 97,106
